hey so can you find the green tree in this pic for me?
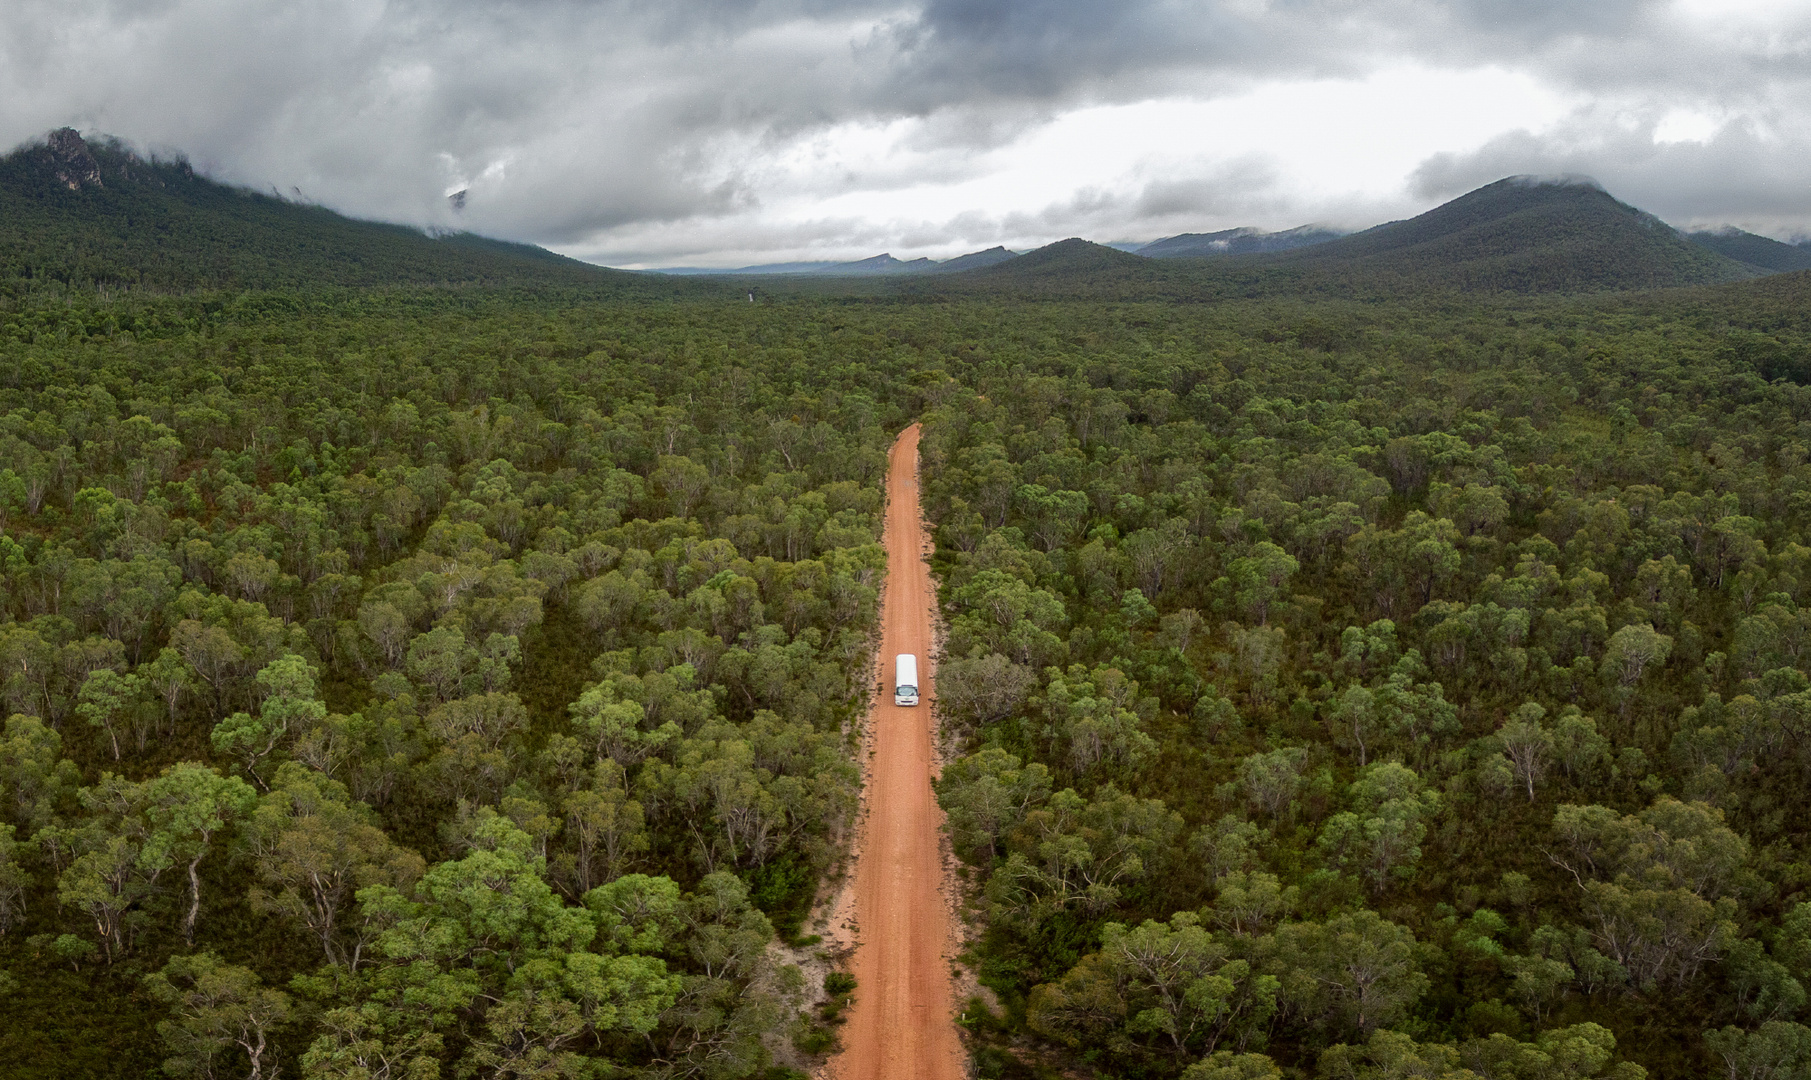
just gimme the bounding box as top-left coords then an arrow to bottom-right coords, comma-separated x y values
1210,871 -> 1295,937
74,668 -> 141,761
1236,747 -> 1309,822
1229,542 -> 1300,625
937,652 -> 1036,732
1332,685 -> 1382,767
0,822 -> 27,937
327,815 -> 682,1077
1185,1052 -> 1284,1079
140,763 -> 256,944
141,647 -> 199,737
1267,910 -> 1429,1038
1602,623 -> 1673,686
650,871 -> 781,1078
1037,664 -> 1159,777
553,761 -> 649,895
938,748 -> 1054,865
568,677 -> 681,768
47,774 -> 169,961
1316,1029 -> 1463,1080
1704,1021 -> 1811,1080
212,654 -> 325,789
144,953 -> 293,1080
1315,762 -> 1441,893
243,763 -> 425,968
1551,798 -> 1747,991
403,625 -> 478,704
1495,702 -> 1557,801
1029,911 -> 1278,1062
172,619 -> 248,717
989,786 -> 1182,929
1018,484 -> 1091,552
0,712 -> 79,833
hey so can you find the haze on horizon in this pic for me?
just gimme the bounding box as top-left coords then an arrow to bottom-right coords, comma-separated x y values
5,0 -> 1810,270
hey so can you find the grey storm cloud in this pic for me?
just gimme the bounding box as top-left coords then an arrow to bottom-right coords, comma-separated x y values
1133,159 -> 1286,220
4,0 -> 1811,264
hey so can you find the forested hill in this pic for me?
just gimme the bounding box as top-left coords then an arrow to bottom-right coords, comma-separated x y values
0,130 -> 668,295
1687,228 -> 1811,276
1276,176 -> 1753,292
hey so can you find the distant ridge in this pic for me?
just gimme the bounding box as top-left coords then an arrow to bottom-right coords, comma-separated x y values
1686,227 -> 1811,275
657,260 -> 850,276
930,237 -> 1161,292
929,246 -> 1019,273
1138,224 -> 1344,258
985,238 -> 1148,276
837,253 -> 937,275
0,128 -> 655,294
655,245 -> 1018,277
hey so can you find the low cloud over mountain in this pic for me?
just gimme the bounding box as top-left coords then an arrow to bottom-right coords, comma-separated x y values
6,0 -> 1811,265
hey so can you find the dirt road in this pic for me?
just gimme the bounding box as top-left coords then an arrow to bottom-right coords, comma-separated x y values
827,423 -> 966,1080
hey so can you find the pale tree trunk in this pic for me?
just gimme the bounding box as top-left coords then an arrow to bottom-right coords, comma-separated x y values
185,855 -> 203,945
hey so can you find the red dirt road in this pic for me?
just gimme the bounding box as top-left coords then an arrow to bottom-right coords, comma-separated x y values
828,423 -> 966,1080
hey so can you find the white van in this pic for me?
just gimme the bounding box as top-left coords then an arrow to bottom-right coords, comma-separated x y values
893,654 -> 919,706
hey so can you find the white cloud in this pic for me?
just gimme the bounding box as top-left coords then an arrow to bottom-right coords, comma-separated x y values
1652,108 -> 1721,144
3,0 -> 1811,265
578,66 -> 1576,265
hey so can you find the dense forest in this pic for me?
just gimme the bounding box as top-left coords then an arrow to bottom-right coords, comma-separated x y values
921,281 -> 1811,1080
0,288 -> 910,1078
9,136 -> 1811,1077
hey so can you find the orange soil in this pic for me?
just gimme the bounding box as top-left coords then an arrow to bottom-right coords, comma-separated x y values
826,423 -> 966,1080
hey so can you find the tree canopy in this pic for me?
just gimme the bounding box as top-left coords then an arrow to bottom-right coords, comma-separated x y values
7,249 -> 1811,1078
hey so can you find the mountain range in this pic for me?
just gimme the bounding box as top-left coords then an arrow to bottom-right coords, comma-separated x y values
1136,224 -> 1348,258
4,128 -> 1809,299
657,247 -> 1020,276
908,176 -> 1798,298
654,175 -> 1803,295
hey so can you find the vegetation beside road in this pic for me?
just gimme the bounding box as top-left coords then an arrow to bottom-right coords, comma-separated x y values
9,129 -> 1811,1076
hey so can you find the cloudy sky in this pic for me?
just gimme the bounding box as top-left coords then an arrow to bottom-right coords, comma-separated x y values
5,0 -> 1810,267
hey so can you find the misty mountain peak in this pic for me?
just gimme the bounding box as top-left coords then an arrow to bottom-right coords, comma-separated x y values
1506,173 -> 1604,191
46,127 -> 102,190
